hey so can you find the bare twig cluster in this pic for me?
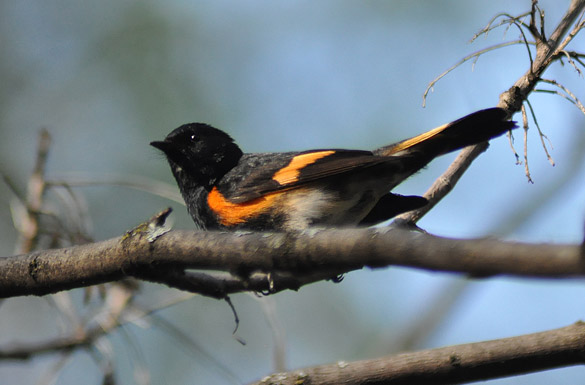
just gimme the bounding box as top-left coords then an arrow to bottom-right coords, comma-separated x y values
1,134 -> 215,383
401,0 -> 585,221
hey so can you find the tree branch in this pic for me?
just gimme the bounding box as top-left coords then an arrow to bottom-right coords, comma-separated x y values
1,225 -> 583,299
251,322 -> 585,385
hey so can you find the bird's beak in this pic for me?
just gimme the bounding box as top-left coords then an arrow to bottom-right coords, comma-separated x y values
150,140 -> 173,154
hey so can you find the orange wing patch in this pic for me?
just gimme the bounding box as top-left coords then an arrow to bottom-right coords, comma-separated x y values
384,123 -> 449,155
208,151 -> 335,226
272,151 -> 335,185
207,186 -> 280,226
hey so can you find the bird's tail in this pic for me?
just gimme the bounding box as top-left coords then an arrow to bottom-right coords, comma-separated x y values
375,108 -> 516,158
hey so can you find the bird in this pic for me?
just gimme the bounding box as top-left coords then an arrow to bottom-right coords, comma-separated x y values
151,107 -> 516,232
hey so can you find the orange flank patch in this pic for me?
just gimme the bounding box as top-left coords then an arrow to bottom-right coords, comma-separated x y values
385,123 -> 449,155
207,186 -> 280,226
272,151 -> 335,185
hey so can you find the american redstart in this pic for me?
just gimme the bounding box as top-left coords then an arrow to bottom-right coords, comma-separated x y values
151,108 -> 516,231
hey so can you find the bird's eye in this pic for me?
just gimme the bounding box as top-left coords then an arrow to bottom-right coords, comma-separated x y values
190,134 -> 197,142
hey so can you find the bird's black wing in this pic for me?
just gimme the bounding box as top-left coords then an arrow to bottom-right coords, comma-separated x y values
218,149 -> 397,203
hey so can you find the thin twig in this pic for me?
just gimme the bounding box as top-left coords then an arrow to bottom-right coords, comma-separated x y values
15,129 -> 51,254
146,313 -> 242,383
538,78 -> 585,115
560,49 -> 584,76
525,99 -> 555,166
521,104 -> 534,183
507,129 -> 521,165
47,173 -> 183,205
0,289 -> 194,360
471,12 -> 531,42
422,41 -> 530,107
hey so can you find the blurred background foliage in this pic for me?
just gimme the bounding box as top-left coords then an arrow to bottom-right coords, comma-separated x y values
1,1 -> 584,384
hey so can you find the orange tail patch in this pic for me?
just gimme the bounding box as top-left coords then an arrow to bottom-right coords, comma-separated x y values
383,123 -> 450,155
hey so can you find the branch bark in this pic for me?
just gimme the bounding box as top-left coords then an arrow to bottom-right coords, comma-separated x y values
250,322 -> 585,385
1,226 -> 583,299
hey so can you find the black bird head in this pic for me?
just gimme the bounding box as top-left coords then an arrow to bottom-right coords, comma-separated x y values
150,123 -> 243,190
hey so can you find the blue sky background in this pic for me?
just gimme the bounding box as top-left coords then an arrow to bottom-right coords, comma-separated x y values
1,1 -> 584,384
